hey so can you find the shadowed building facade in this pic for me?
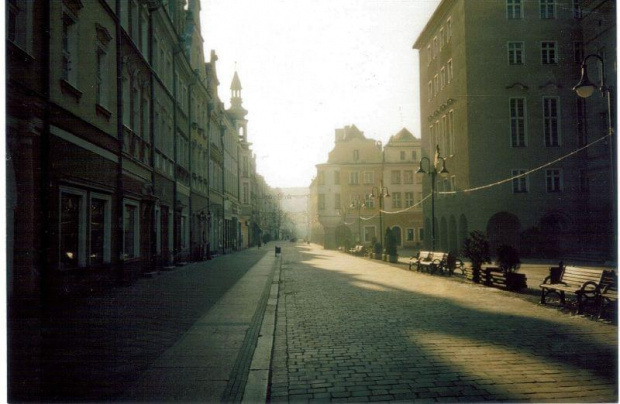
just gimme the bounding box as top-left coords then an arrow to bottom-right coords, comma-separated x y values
414,0 -> 615,260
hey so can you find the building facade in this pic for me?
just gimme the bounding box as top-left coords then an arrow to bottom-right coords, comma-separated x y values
6,0 -> 276,304
312,125 -> 424,251
413,0 -> 615,260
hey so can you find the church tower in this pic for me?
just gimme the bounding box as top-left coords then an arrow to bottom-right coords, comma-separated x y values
228,71 -> 248,143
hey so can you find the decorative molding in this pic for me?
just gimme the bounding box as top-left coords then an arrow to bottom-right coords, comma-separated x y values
539,81 -> 562,90
95,23 -> 113,46
506,82 -> 529,90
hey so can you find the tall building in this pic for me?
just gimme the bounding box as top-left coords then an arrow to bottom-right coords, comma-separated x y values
6,0 -> 277,308
312,125 -> 423,251
413,0 -> 615,260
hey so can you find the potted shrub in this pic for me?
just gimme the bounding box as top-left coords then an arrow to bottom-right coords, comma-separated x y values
496,244 -> 526,290
384,228 -> 398,263
373,239 -> 382,260
462,231 -> 491,283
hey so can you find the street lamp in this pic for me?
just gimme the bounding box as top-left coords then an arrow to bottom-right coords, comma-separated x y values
417,145 -> 449,251
573,53 -> 616,260
349,196 -> 365,244
369,181 -> 390,251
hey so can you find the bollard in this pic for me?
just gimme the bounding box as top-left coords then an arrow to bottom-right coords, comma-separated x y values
275,246 -> 281,257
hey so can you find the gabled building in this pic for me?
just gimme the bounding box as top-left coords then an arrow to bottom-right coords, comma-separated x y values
313,125 -> 423,251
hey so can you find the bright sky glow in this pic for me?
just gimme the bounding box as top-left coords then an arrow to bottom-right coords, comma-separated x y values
201,0 -> 442,188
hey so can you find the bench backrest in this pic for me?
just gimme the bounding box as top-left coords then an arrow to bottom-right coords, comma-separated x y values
431,252 -> 447,261
561,266 -> 605,286
418,251 -> 432,260
599,270 -> 617,293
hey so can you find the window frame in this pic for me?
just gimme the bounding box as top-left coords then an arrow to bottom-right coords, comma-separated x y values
507,0 -> 523,19
540,0 -> 556,19
543,96 -> 561,147
511,169 -> 529,193
509,97 -> 527,147
508,41 -> 525,65
541,41 -> 558,65
123,199 -> 141,259
545,169 -> 563,192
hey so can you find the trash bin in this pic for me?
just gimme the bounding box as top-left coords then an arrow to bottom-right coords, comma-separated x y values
275,246 -> 281,256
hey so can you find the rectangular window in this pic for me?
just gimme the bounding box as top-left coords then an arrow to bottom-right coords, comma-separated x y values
447,59 -> 453,83
440,67 -> 446,89
60,192 -> 85,268
439,28 -> 445,49
406,228 -> 415,242
540,0 -> 556,19
318,194 -> 325,210
446,18 -> 452,40
447,110 -> 455,155
450,176 -> 456,193
543,97 -> 560,146
318,171 -> 325,185
541,41 -> 558,64
123,201 -> 140,259
508,42 -> 524,65
353,150 -> 359,161
350,171 -> 359,185
392,192 -> 402,208
428,81 -> 433,101
433,36 -> 438,57
574,41 -> 584,64
62,11 -> 78,85
433,75 -> 439,96
510,98 -> 527,147
573,0 -> 582,19
427,45 -> 432,65
412,151 -> 418,161
96,48 -> 108,107
405,192 -> 414,207
334,193 -> 341,209
403,170 -> 414,184
576,98 -> 587,146
391,170 -> 401,185
400,151 -> 406,160
507,0 -> 523,19
546,169 -> 562,192
512,169 -> 528,193
90,195 -> 111,265
363,171 -> 374,185
364,194 -> 375,209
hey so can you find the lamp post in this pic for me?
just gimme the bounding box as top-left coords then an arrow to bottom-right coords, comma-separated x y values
573,53 -> 616,260
350,196 -> 365,244
417,145 -> 449,251
369,181 -> 390,251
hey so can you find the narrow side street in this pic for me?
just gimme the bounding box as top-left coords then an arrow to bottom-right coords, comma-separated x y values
270,244 -> 618,402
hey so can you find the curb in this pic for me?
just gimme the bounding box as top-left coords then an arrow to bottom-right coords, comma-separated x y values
242,255 -> 282,403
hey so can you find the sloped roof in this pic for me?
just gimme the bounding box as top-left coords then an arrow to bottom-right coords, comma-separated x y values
387,128 -> 416,144
230,71 -> 242,91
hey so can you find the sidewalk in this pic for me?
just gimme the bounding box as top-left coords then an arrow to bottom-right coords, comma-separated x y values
8,246 -> 278,402
123,250 -> 281,402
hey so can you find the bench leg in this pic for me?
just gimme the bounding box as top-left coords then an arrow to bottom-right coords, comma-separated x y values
540,289 -> 547,305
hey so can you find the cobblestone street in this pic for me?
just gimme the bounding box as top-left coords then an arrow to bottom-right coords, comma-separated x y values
270,244 -> 618,402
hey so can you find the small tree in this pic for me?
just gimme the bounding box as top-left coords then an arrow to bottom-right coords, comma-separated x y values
496,244 -> 521,273
462,231 -> 491,283
384,228 -> 398,260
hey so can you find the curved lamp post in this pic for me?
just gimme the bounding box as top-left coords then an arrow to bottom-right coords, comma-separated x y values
350,196 -> 365,244
369,181 -> 390,251
573,53 -> 616,260
417,145 -> 449,251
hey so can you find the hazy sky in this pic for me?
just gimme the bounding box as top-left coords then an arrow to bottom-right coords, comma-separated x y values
201,0 -> 442,188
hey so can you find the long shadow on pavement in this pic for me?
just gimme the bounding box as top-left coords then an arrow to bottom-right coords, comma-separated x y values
275,245 -> 617,402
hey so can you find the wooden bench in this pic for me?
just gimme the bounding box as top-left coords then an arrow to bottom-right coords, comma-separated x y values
419,252 -> 448,275
409,251 -> 431,271
540,266 -> 607,314
598,270 -> 617,320
348,245 -> 365,256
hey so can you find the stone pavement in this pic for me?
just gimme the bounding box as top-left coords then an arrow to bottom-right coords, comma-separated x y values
270,244 -> 618,402
8,245 -> 278,402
